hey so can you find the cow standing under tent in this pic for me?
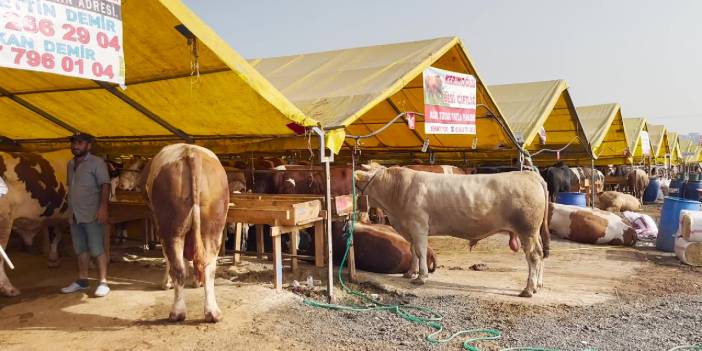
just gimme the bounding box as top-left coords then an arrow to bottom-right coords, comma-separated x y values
354,164 -> 550,297
543,162 -> 572,203
144,144 -> 229,323
0,150 -> 72,297
628,169 -> 650,202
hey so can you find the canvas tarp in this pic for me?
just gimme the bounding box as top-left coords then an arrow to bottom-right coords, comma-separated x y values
576,103 -> 629,165
0,0 -> 322,154
623,118 -> 650,163
243,37 -> 519,160
647,124 -> 670,164
680,137 -> 701,164
668,132 -> 683,166
487,80 -> 592,164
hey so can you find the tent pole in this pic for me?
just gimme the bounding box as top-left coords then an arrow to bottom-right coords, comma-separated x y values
591,158 -> 596,208
312,127 -> 335,304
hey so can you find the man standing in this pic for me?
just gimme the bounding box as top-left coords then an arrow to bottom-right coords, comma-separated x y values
61,133 -> 111,297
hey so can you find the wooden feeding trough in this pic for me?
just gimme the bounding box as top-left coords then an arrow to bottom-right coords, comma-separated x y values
229,194 -> 325,292
229,193 -> 368,289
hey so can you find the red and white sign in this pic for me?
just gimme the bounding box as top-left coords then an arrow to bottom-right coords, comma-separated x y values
423,67 -> 476,135
640,131 -> 651,156
0,0 -> 124,84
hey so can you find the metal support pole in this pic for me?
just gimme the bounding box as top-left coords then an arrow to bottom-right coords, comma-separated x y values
0,245 -> 15,270
591,158 -> 596,208
312,127 -> 335,303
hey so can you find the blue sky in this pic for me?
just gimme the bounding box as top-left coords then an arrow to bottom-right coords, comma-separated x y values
182,0 -> 702,135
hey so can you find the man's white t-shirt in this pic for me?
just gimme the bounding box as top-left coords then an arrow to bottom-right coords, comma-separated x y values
0,177 -> 7,197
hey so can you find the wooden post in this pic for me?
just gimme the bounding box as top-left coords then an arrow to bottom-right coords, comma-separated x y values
220,227 -> 226,256
314,220 -> 324,268
256,225 -> 265,259
233,223 -> 242,264
143,218 -> 150,251
348,235 -> 357,283
271,227 -> 282,292
290,229 -> 299,272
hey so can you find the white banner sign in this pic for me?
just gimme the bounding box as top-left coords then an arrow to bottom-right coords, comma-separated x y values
0,0 -> 124,84
423,67 -> 477,135
640,131 -> 651,156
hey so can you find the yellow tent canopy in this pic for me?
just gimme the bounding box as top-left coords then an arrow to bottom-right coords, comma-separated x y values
487,80 -> 592,164
668,132 -> 682,166
0,0 -> 319,154
680,137 -> 701,164
623,118 -> 650,164
647,124 -> 670,165
576,103 -> 629,165
244,37 -> 519,161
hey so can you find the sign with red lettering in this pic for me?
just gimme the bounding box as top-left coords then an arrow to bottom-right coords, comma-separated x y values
423,67 -> 476,135
0,0 -> 124,84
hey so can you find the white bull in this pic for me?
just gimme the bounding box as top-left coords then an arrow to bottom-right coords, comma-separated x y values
354,164 -> 550,297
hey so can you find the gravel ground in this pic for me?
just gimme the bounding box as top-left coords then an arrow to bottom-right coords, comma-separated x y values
270,292 -> 702,351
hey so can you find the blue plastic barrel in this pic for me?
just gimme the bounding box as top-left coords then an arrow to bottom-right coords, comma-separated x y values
643,177 -> 660,204
684,181 -> 702,201
669,178 -> 685,198
656,197 -> 702,252
556,192 -> 587,207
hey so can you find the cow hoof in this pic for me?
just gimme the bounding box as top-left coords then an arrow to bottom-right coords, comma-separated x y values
1,287 -> 21,297
519,289 -> 533,298
205,309 -> 222,323
168,312 -> 186,322
411,277 -> 427,285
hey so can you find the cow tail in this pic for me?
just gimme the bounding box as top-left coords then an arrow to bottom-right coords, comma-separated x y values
187,148 -> 206,285
540,178 -> 551,258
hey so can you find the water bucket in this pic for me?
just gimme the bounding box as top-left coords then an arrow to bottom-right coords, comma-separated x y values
556,192 -> 587,208
669,179 -> 686,198
656,197 -> 702,252
684,181 -> 702,202
643,177 -> 660,204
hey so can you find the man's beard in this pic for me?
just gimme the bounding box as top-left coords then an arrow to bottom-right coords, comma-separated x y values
72,148 -> 87,157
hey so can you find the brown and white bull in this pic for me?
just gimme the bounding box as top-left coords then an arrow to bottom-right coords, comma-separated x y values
549,203 -> 637,246
354,164 -> 550,297
347,223 -> 437,274
144,144 -> 228,323
0,150 -> 72,296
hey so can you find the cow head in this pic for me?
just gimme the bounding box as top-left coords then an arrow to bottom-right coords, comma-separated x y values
229,180 -> 247,194
118,157 -> 147,191
354,163 -> 385,192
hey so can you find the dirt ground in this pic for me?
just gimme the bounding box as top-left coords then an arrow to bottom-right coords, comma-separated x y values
1,204 -> 701,350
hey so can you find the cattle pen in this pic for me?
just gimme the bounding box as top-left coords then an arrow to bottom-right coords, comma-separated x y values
1,1 -> 702,351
